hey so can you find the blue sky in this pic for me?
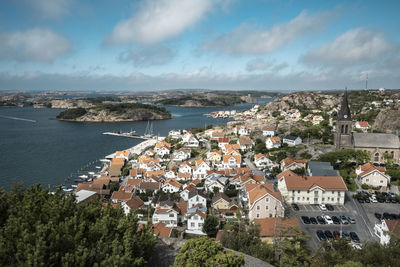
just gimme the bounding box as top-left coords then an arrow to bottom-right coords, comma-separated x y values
0,0 -> 400,91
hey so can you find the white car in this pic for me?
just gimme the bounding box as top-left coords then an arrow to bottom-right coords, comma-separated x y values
319,204 -> 327,211
351,243 -> 362,250
324,215 -> 334,225
369,196 -> 377,203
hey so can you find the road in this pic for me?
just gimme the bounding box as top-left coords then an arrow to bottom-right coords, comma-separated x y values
244,152 -> 264,176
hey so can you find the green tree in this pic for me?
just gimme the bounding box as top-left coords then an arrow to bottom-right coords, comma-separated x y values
203,216 -> 219,237
173,237 -> 244,267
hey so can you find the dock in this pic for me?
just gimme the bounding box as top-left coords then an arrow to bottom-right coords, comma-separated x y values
105,136 -> 165,159
102,132 -> 150,140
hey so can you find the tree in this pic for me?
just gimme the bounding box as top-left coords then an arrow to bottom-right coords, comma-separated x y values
0,184 -> 157,266
203,216 -> 219,237
173,237 -> 244,267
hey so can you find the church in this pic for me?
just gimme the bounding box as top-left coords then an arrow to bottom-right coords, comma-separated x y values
335,90 -> 400,163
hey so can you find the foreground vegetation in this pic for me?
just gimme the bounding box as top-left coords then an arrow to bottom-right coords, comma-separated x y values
0,185 -> 157,266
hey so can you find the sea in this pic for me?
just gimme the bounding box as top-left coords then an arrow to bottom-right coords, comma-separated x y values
0,98 -> 273,190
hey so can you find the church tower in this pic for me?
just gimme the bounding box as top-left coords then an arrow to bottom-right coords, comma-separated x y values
335,89 -> 353,150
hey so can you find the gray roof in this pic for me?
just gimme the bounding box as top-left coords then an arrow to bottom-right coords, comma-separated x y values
353,133 -> 400,149
283,135 -> 299,141
75,190 -> 97,203
308,161 -> 338,176
188,190 -> 207,200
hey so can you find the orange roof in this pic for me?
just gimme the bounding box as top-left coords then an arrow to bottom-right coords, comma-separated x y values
239,136 -> 253,145
163,179 -> 182,189
115,151 -> 130,157
248,184 -> 283,206
111,157 -> 125,167
155,141 -> 171,149
111,191 -> 133,201
281,157 -> 307,167
126,179 -> 142,187
146,169 -> 165,177
125,196 -> 144,210
175,201 -> 188,215
218,137 -> 230,143
189,179 -> 201,186
223,154 -> 241,164
153,222 -> 172,237
212,132 -> 225,137
180,161 -> 192,169
178,172 -> 190,178
262,126 -> 275,131
268,136 -> 281,144
278,171 -> 347,191
357,121 -> 370,127
358,163 -> 386,177
255,153 -> 268,160
385,219 -> 400,238
129,168 -> 145,177
255,218 -> 300,237
224,144 -> 241,151
253,175 -> 265,182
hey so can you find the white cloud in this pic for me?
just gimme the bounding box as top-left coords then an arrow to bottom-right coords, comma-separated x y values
22,0 -> 72,20
246,58 -> 270,72
107,0 -> 225,45
200,10 -> 333,55
119,46 -> 175,66
301,28 -> 396,67
0,28 -> 71,62
2,67 -> 399,91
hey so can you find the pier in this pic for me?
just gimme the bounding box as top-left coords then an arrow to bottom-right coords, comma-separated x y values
105,136 -> 165,159
102,132 -> 151,140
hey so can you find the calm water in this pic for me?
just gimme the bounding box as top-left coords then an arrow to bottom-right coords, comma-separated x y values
0,98 -> 272,189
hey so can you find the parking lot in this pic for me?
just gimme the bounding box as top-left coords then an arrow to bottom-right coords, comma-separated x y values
357,201 -> 400,226
288,192 -> 380,250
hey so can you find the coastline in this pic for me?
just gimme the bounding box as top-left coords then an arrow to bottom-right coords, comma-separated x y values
55,117 -> 172,123
105,136 -> 165,159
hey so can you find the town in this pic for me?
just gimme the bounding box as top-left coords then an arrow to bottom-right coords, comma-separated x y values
73,90 -> 400,256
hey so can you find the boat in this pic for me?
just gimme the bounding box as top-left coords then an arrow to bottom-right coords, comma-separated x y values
63,188 -> 73,192
143,121 -> 154,138
71,185 -> 77,188
95,166 -> 101,169
88,172 -> 95,175
79,175 -> 88,179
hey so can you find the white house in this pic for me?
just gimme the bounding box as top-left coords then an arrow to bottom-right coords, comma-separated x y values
183,133 -> 199,148
265,136 -> 281,149
223,154 -> 241,169
356,163 -> 391,188
186,209 -> 207,233
173,149 -> 191,161
192,159 -> 211,179
218,138 -> 230,150
205,174 -> 229,193
180,184 -> 197,201
154,141 -> 171,157
234,125 -> 250,136
169,129 -> 183,139
121,196 -> 144,215
254,153 -> 274,168
262,126 -> 276,136
277,170 -> 347,205
152,202 -> 179,227
161,179 -> 182,193
179,161 -> 192,174
188,190 -> 207,209
238,136 -> 254,151
165,170 -> 176,179
282,135 -> 302,146
374,219 -> 400,245
355,121 -> 370,132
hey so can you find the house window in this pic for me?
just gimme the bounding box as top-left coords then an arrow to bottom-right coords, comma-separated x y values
297,197 -> 300,200
307,190 -> 310,194
297,190 -> 300,193
199,223 -> 203,228
380,180 -> 383,183
169,214 -> 174,218
332,191 -> 335,194
266,206 -> 269,210
191,222 -> 195,227
256,214 -> 260,218
265,197 -> 269,202
374,153 -> 379,162
257,205 -> 260,210
307,197 -> 309,201
322,198 -> 325,201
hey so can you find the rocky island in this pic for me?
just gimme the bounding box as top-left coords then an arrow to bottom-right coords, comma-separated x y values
56,103 -> 172,122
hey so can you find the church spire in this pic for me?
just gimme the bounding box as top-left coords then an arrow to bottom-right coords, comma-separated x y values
338,88 -> 351,121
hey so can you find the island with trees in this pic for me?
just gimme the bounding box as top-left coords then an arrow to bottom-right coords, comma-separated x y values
56,103 -> 172,122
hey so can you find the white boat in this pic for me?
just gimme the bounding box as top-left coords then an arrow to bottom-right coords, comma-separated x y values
100,159 -> 110,163
71,185 -> 77,188
88,172 -> 95,175
79,175 -> 88,179
63,188 -> 73,192
95,166 -> 101,169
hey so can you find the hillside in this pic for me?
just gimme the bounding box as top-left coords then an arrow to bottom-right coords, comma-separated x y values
373,105 -> 400,133
56,103 -> 172,122
155,93 -> 254,107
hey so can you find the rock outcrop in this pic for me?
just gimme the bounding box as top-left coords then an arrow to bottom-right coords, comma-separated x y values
373,106 -> 400,133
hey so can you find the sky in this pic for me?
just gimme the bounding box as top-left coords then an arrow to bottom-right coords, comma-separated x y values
0,0 -> 400,92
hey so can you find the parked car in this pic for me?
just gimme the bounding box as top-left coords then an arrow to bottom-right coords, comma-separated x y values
364,198 -> 370,203
357,197 -> 365,203
375,213 -> 382,220
350,232 -> 360,243
352,243 -> 362,250
291,203 -> 299,211
369,196 -> 377,203
343,232 -> 351,241
319,204 -> 327,211
391,198 -> 398,203
317,216 -> 326,224
324,230 -> 334,240
301,216 -> 311,224
326,204 -> 334,211
316,230 -> 327,241
332,216 -> 341,224
310,217 -> 318,224
383,213 -> 391,220
347,216 -> 356,224
333,230 -> 341,240
324,215 -> 334,225
340,215 -> 349,224
377,197 -> 385,203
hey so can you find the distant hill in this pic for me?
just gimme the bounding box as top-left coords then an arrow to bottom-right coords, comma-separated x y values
56,103 -> 172,122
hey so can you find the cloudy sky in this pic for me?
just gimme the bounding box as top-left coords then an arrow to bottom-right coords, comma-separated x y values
1,0 -> 400,91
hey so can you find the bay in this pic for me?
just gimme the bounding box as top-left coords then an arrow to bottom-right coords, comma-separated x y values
0,98 -> 273,189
